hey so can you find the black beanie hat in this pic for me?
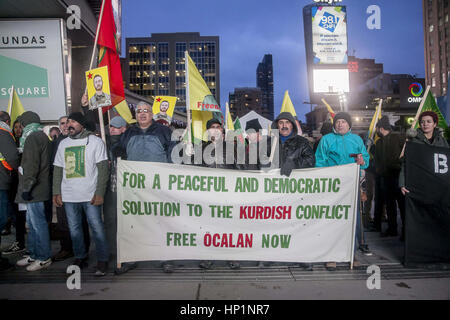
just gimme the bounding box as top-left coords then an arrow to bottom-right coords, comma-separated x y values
333,112 -> 352,129
206,118 -> 222,130
245,118 -> 262,132
376,115 -> 391,131
68,112 -> 87,128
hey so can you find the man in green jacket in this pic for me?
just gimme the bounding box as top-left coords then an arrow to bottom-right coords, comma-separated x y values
15,111 -> 53,272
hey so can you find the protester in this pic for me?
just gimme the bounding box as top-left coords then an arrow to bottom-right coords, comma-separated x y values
0,112 -> 21,271
111,102 -> 175,273
315,112 -> 369,270
400,111 -> 449,195
1,118 -> 27,255
374,116 -> 406,239
49,116 -> 90,262
112,101 -> 174,162
53,112 -> 109,276
14,111 -> 53,272
271,112 -> 315,176
243,118 -> 271,170
49,127 -> 60,140
103,116 -> 137,275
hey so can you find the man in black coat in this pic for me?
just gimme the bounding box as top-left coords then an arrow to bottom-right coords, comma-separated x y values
271,112 -> 315,176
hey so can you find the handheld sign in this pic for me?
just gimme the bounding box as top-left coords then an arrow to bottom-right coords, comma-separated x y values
85,66 -> 112,110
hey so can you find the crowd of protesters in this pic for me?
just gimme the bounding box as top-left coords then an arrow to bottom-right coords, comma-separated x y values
0,100 -> 448,274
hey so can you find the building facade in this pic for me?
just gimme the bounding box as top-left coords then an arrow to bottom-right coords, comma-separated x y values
423,0 -> 450,97
125,32 -> 220,109
257,54 -> 274,120
229,87 -> 263,119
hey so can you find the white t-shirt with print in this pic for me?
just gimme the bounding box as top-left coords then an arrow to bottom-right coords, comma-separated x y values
54,135 -> 108,203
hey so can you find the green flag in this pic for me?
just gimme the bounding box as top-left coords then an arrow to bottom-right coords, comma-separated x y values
416,89 -> 450,139
233,117 -> 246,145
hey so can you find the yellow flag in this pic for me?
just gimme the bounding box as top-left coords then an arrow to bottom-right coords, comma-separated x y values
280,90 -> 296,117
7,86 -> 25,127
368,99 -> 382,143
225,102 -> 234,131
321,98 -> 336,122
115,100 -> 136,124
186,51 -> 222,142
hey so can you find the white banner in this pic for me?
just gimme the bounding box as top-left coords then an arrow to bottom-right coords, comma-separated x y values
117,161 -> 359,264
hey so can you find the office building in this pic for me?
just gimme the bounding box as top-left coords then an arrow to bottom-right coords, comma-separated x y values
257,54 -> 274,120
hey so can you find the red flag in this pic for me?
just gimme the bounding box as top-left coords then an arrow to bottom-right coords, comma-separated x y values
96,0 -> 125,114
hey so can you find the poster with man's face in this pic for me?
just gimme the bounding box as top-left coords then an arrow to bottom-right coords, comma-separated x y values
152,96 -> 177,125
85,66 -> 112,110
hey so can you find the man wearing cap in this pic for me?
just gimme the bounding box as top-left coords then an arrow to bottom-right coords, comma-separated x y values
375,116 -> 406,239
201,118 -> 236,169
0,111 -> 20,271
53,112 -> 109,276
315,112 -> 369,270
14,111 -> 53,272
112,101 -> 174,163
271,112 -> 315,176
244,118 -> 271,170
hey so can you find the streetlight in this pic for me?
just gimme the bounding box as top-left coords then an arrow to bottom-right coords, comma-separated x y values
338,91 -> 347,112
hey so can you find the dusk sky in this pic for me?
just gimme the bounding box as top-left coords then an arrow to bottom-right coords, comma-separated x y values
122,0 -> 425,121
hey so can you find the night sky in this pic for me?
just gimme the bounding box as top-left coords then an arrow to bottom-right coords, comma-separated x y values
122,0 -> 424,121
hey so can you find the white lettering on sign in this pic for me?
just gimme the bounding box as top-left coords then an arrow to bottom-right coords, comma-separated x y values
314,0 -> 343,4
408,97 -> 423,103
434,153 -> 448,174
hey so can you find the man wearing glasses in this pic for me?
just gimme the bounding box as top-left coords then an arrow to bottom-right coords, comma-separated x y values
112,101 -> 175,162
111,101 -> 176,273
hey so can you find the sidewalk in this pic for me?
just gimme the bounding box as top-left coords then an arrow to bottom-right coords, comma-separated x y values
1,226 -> 449,300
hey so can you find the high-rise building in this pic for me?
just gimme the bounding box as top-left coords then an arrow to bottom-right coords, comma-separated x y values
125,32 -> 220,108
423,0 -> 450,97
229,88 -> 263,119
257,54 -> 274,120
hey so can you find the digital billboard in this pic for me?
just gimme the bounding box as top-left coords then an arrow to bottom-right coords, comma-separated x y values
313,69 -> 349,93
399,78 -> 426,108
312,6 -> 348,65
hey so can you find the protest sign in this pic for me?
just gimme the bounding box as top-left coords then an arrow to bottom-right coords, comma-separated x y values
117,161 -> 359,264
85,66 -> 112,110
152,96 -> 177,125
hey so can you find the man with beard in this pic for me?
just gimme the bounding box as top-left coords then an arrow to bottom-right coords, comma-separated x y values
53,112 -> 109,276
89,75 -> 111,109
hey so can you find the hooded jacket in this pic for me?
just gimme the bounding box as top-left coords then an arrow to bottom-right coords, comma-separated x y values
15,111 -> 52,203
374,130 -> 406,177
0,121 -> 20,191
272,112 -> 315,175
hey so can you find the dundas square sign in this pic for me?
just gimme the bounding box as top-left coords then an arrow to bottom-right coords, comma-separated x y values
0,19 -> 68,121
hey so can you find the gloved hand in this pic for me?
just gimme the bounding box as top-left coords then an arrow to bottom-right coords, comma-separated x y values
22,191 -> 33,201
280,159 -> 295,177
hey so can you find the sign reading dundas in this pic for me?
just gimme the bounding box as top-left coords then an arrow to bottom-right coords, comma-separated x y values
0,19 -> 67,121
117,161 -> 359,264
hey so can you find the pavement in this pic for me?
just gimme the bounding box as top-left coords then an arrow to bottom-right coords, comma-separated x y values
1,224 -> 450,300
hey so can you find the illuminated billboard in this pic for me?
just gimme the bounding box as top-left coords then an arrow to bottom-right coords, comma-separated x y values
313,69 -> 349,93
312,6 -> 348,64
399,78 -> 426,108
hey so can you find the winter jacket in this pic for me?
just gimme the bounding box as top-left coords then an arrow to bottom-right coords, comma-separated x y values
113,121 -> 175,163
200,140 -> 236,170
399,127 -> 449,188
271,112 -> 315,176
374,131 -> 405,177
315,130 -> 369,170
242,136 -> 272,170
15,112 -> 52,203
0,122 -> 20,191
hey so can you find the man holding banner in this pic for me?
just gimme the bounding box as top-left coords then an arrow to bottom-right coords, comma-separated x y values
315,112 -> 369,269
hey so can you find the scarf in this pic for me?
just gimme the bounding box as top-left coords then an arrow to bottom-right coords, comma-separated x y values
19,123 -> 43,153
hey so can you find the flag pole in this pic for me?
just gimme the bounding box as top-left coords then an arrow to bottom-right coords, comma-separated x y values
88,0 -> 107,144
7,85 -> 14,116
399,85 -> 431,158
185,51 -> 193,154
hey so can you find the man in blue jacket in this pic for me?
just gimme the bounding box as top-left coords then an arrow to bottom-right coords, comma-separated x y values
315,112 -> 369,270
